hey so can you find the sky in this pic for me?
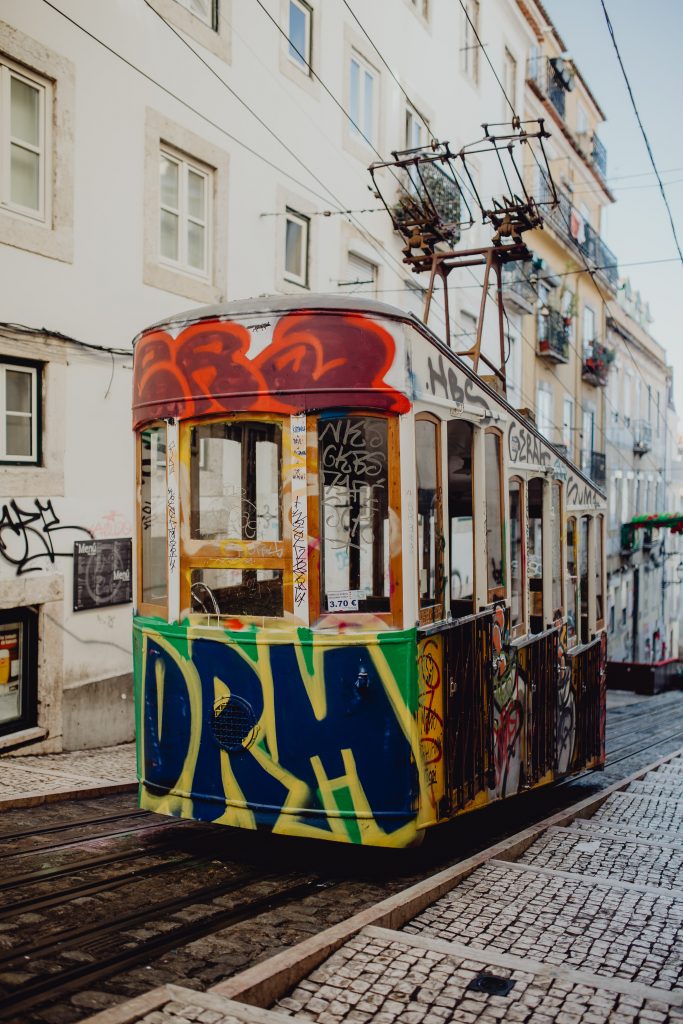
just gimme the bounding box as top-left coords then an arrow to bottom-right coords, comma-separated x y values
542,0 -> 683,411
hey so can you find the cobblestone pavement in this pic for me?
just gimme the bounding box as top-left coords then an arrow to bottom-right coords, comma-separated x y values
92,751 -> 683,1024
0,744 -> 136,805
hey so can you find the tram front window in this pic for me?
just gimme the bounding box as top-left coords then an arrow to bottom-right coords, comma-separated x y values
448,420 -> 474,618
189,419 -> 283,617
319,415 -> 390,614
528,477 -> 544,633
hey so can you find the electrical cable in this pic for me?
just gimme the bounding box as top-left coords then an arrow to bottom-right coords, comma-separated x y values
599,0 -> 683,271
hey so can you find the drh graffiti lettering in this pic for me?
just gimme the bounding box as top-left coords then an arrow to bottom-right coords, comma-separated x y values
417,634 -> 444,811
491,605 -> 524,798
133,313 -> 410,426
0,499 -> 94,576
425,354 -> 492,418
508,422 -> 551,469
291,496 -> 308,608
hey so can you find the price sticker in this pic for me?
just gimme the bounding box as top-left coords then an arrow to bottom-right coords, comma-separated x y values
327,591 -> 360,612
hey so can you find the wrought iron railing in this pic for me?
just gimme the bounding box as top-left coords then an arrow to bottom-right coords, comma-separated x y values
633,419 -> 653,454
567,637 -> 603,769
539,185 -> 619,293
527,56 -> 571,118
537,308 -> 570,362
582,339 -> 615,387
592,134 -> 607,178
516,627 -> 559,785
420,609 -> 494,812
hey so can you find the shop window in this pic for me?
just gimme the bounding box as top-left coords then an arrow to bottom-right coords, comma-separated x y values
0,607 -> 37,737
566,515 -> 578,647
416,416 -> 443,622
509,477 -> 525,636
528,477 -> 544,633
139,425 -> 168,615
580,514 -> 590,644
551,480 -> 563,620
485,429 -> 505,600
447,420 -> 474,618
319,415 -> 390,614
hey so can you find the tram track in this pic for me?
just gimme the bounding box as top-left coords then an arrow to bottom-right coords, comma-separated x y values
0,813 -> 185,860
0,874 -> 340,1022
1,688 -> 682,1024
0,807 -> 148,844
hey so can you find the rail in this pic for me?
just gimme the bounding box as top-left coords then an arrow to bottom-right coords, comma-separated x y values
568,635 -> 603,769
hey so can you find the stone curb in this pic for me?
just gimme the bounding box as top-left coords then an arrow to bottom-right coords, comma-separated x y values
0,779 -> 138,812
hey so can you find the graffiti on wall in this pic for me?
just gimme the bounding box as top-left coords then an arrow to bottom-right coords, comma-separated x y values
289,413 -> 309,618
507,422 -> 551,470
420,352 -> 494,420
133,313 -> 411,427
0,499 -> 94,576
137,622 -> 434,847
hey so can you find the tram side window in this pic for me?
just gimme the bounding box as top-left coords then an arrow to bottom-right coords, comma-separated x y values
485,430 -> 505,600
566,515 -> 578,646
509,477 -> 524,635
551,481 -> 563,620
447,420 -> 474,618
595,514 -> 604,626
580,514 -> 590,644
416,417 -> 443,620
189,420 -> 284,617
319,415 -> 390,613
139,425 -> 168,614
528,477 -> 544,633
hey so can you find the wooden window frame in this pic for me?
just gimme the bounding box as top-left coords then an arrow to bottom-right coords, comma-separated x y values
159,145 -> 212,281
314,412 -> 402,628
1,59 -> 50,223
136,422 -> 168,619
485,426 -> 506,603
446,418 -> 476,620
509,475 -> 526,639
416,412 -> 444,626
178,413 -> 292,622
595,512 -> 605,631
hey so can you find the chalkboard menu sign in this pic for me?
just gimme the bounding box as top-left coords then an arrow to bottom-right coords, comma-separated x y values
73,539 -> 133,612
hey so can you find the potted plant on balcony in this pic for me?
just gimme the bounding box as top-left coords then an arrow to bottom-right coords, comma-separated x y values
583,339 -> 615,385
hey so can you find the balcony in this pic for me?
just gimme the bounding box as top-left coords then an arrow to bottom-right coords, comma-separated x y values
592,134 -> 607,179
501,264 -> 536,314
582,339 -> 615,387
527,55 -> 574,119
537,308 -> 570,363
539,186 -> 619,294
633,419 -> 653,455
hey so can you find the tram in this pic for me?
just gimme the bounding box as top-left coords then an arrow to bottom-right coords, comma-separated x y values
132,294 -> 606,848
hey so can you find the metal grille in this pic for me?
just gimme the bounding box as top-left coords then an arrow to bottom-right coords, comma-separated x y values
210,696 -> 257,753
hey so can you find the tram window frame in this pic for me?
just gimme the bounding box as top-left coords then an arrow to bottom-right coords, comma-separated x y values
137,423 -> 169,618
580,513 -> 590,645
415,413 -> 444,625
595,513 -> 605,630
566,514 -> 578,648
527,476 -> 545,634
316,412 -> 402,626
484,427 -> 506,603
447,419 -> 475,620
180,413 -> 292,622
509,476 -> 526,638
551,480 -> 564,621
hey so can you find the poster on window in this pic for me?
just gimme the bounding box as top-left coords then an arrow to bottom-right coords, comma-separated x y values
73,539 -> 133,612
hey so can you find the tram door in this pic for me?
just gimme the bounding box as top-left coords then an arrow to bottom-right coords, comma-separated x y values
443,421 -> 492,810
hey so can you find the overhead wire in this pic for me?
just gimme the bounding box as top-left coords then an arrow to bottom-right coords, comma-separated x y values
599,0 -> 683,271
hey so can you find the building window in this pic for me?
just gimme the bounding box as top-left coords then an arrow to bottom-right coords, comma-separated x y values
536,383 -> 553,440
502,48 -> 517,116
175,0 -> 217,29
405,108 -> 425,149
461,0 -> 480,83
349,50 -> 377,145
159,148 -> 211,278
288,0 -> 312,70
1,59 -> 49,222
284,209 -> 309,286
1,361 -> 39,464
562,395 -> 573,453
343,252 -> 377,296
582,304 -> 596,357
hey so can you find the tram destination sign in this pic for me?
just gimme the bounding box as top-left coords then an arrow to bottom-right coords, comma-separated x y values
73,538 -> 133,612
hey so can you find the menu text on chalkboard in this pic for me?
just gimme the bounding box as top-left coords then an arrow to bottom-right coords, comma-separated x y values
73,539 -> 133,612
